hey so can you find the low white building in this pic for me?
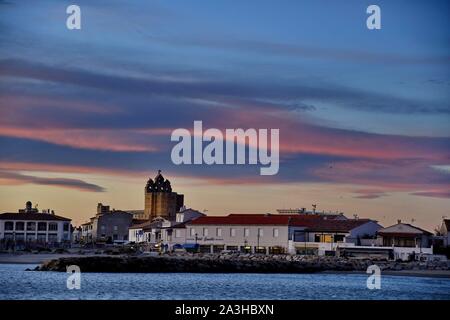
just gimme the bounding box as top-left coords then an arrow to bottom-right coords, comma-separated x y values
186,214 -> 382,254
128,208 -> 204,248
0,201 -> 71,247
377,221 -> 433,248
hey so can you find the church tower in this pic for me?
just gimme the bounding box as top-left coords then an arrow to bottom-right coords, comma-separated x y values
143,170 -> 184,221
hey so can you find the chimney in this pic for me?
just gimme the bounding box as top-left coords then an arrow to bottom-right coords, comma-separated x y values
397,219 -> 402,224
25,201 -> 32,213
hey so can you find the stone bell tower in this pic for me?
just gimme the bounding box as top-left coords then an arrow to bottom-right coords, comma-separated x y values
144,170 -> 184,221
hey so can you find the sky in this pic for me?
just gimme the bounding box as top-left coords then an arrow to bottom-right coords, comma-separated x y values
0,0 -> 449,230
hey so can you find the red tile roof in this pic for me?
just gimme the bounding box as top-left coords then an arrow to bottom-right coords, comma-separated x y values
189,214 -> 373,232
189,214 -> 293,226
0,212 -> 71,221
293,219 -> 373,232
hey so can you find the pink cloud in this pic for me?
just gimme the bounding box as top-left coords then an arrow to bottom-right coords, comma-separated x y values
0,126 -> 162,152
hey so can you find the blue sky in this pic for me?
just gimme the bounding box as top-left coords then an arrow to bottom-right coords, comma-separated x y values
0,0 -> 449,227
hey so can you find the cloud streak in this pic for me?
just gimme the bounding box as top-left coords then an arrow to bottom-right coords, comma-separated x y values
0,171 -> 105,192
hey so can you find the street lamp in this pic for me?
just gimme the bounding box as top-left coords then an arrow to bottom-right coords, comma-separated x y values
257,230 -> 260,253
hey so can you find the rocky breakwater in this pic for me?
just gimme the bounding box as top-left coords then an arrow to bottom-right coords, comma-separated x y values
34,253 -> 449,273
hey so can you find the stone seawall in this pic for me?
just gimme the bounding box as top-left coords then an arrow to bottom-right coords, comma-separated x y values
34,253 -> 449,273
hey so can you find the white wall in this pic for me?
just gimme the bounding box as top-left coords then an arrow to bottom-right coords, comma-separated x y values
185,224 -> 290,249
0,219 -> 71,243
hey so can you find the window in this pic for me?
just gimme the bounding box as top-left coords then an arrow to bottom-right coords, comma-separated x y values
4,233 -> 14,240
190,228 -> 196,237
15,233 -> 24,241
203,228 -> 208,237
4,221 -> 14,231
15,222 -> 24,231
48,223 -> 58,231
37,233 -> 46,242
230,228 -> 236,237
258,228 -> 263,237
216,228 -> 222,237
273,228 -> 279,238
26,234 -> 36,242
63,223 -> 69,231
315,234 -> 333,243
27,222 -> 36,231
244,228 -> 250,237
175,229 -> 181,238
48,234 -> 58,242
101,225 -> 106,231
38,222 -> 47,231
113,226 -> 118,231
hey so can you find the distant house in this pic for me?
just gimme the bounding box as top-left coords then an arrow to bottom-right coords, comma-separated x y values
440,219 -> 450,247
0,201 -> 71,247
80,203 -> 133,243
128,218 -> 168,244
377,221 -> 433,248
128,208 -> 205,248
72,226 -> 82,243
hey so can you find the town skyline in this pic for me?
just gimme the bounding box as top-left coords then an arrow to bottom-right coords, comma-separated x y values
0,0 -> 449,230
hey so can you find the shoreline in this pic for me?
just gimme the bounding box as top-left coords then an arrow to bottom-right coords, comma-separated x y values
320,270 -> 450,278
0,253 -> 108,264
2,253 -> 449,278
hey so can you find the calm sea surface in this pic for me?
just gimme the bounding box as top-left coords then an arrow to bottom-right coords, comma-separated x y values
0,264 -> 449,300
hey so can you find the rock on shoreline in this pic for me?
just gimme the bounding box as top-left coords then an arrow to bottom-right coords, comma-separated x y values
34,254 -> 450,273
35,256 -> 330,273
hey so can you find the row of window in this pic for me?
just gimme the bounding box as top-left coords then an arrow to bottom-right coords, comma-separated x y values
3,221 -> 68,231
3,232 -> 59,242
100,225 -> 119,231
82,224 -> 93,231
187,227 -> 279,238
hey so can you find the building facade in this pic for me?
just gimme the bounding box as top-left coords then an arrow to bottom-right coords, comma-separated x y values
140,170 -> 184,221
81,203 -> 133,243
0,201 -> 71,247
377,221 -> 433,248
184,214 -> 381,254
128,208 -> 204,247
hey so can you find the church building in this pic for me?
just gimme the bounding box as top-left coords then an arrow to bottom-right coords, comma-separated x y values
137,170 -> 184,221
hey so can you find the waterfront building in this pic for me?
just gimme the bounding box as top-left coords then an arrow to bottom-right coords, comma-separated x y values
373,221 -> 434,260
377,221 -> 433,248
137,170 -> 184,221
129,217 -> 170,244
0,201 -> 71,247
185,213 -> 381,254
80,203 -> 133,243
128,208 -> 204,249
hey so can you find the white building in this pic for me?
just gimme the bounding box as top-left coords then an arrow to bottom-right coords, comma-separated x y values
186,214 -> 382,254
0,201 -> 71,247
128,208 -> 204,249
